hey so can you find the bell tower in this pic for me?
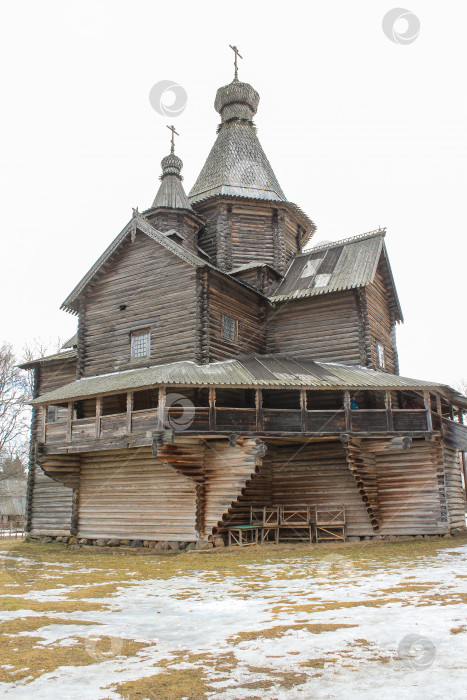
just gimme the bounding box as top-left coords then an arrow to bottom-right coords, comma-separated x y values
189,51 -> 315,272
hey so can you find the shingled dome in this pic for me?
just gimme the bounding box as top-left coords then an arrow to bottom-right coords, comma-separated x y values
189,79 -> 287,204
152,152 -> 193,210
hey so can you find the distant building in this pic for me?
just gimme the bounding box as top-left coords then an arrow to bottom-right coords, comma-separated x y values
0,478 -> 26,526
22,56 -> 467,545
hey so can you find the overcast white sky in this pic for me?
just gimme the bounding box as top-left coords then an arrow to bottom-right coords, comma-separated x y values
0,0 -> 466,387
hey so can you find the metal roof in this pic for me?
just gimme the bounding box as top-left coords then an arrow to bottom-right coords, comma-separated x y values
270,230 -> 403,321
31,354 -> 449,406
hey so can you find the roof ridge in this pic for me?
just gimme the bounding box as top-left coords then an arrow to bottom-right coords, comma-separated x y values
299,228 -> 386,256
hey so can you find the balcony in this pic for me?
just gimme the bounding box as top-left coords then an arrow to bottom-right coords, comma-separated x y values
36,385 -> 452,455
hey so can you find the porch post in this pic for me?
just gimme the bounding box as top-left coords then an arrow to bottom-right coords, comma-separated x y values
157,387 -> 166,431
209,387 -> 216,431
256,389 -> 263,432
300,390 -> 307,432
344,391 -> 351,432
126,392 -> 133,434
385,391 -> 394,431
95,397 -> 102,438
41,406 -> 47,443
424,391 -> 433,432
66,402 -> 73,442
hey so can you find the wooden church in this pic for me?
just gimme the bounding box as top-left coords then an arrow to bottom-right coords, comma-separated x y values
23,53 -> 467,547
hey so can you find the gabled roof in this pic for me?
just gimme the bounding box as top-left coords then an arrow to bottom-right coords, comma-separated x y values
31,354 -> 450,405
270,229 -> 403,322
61,212 -> 213,315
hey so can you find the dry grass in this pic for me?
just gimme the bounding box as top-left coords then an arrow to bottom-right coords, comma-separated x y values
0,534 -> 466,695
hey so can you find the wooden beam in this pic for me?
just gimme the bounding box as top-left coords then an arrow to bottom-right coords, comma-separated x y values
66,402 -> 73,442
424,391 -> 433,432
256,389 -> 263,431
126,392 -> 133,434
95,397 -> 102,438
209,387 -> 216,431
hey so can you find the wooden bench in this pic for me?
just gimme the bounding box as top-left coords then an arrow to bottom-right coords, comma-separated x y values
315,506 -> 346,543
278,507 -> 313,543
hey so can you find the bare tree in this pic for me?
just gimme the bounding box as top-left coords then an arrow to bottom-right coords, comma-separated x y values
0,343 -> 29,457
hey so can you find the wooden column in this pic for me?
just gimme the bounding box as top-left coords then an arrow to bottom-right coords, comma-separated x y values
256,389 -> 263,432
436,394 -> 442,416
66,402 -> 73,442
209,387 -> 216,431
300,390 -> 308,432
385,391 -> 394,432
95,397 -> 102,438
41,406 -> 47,444
458,409 -> 464,425
126,392 -> 133,434
344,391 -> 351,432
424,391 -> 433,432
158,387 -> 166,430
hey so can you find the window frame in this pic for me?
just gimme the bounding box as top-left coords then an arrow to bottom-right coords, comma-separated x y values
221,314 -> 239,342
130,328 -> 151,360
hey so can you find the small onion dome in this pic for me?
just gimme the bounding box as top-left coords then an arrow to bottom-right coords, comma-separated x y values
214,80 -> 260,123
160,152 -> 183,179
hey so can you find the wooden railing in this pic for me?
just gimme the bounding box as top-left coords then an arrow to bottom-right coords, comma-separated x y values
41,405 -> 438,449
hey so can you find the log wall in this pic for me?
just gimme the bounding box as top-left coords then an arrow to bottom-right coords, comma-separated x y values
364,265 -> 397,373
267,291 -> 365,364
29,467 -> 73,537
444,445 -> 466,528
374,439 -> 447,535
78,447 -> 197,541
81,232 -> 198,377
204,438 -> 266,535
207,271 -> 267,361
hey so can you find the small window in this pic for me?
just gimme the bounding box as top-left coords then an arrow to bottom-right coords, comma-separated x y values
222,314 -> 238,341
131,330 -> 150,359
376,342 -> 385,369
47,406 -> 58,423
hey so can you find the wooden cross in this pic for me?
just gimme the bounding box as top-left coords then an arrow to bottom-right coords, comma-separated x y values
229,44 -> 243,81
167,124 -> 179,154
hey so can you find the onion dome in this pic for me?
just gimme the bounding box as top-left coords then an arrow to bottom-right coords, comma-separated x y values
214,80 -> 260,123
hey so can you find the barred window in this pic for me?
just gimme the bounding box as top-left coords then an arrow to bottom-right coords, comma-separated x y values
131,330 -> 150,359
222,314 -> 238,341
376,341 -> 385,369
47,406 -> 58,423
